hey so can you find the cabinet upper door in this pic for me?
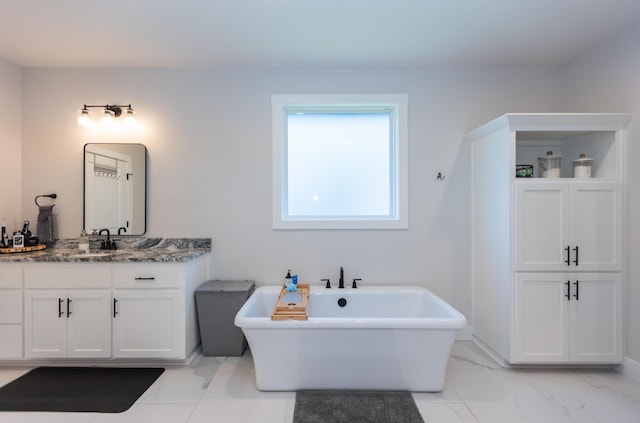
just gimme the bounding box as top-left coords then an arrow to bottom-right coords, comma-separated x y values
515,182 -> 622,271
516,183 -> 569,271
569,183 -> 622,271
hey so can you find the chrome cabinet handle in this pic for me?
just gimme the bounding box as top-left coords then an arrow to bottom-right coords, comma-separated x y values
58,298 -> 64,318
113,298 -> 119,318
573,280 -> 579,300
134,277 -> 155,281
565,246 -> 570,266
573,246 -> 579,266
67,298 -> 72,317
565,281 -> 571,300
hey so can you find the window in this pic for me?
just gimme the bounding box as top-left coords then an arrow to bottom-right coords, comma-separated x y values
272,94 -> 408,229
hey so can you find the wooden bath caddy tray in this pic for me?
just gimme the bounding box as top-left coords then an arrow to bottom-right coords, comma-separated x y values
271,283 -> 309,321
0,244 -> 47,254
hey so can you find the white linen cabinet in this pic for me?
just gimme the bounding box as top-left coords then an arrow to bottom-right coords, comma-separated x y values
467,113 -> 631,365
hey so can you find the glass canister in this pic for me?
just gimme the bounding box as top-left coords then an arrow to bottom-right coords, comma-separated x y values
537,151 -> 562,178
573,153 -> 593,178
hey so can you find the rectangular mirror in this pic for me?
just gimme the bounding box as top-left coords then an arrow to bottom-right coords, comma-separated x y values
84,143 -> 147,235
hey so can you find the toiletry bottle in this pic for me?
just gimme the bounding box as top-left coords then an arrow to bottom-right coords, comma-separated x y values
21,220 -> 31,237
79,230 -> 90,251
285,270 -> 293,287
1,225 -> 8,248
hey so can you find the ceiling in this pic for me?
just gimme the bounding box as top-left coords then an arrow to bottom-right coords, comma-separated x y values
1,0 -> 640,68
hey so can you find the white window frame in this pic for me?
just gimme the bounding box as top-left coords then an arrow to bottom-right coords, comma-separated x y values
272,93 -> 408,230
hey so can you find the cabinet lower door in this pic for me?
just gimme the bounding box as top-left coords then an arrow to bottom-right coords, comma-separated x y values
67,290 -> 112,358
570,273 -> 622,363
24,290 -> 67,358
112,289 -> 183,359
515,273 -> 570,363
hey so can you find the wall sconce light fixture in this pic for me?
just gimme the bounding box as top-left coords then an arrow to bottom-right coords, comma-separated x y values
77,104 -> 136,127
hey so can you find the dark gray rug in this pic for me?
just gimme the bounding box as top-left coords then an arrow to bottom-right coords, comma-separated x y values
294,390 -> 425,423
0,367 -> 164,413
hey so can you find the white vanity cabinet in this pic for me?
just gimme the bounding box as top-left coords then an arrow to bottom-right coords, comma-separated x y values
467,113 -> 631,365
111,256 -> 207,359
0,269 -> 23,358
24,268 -> 112,358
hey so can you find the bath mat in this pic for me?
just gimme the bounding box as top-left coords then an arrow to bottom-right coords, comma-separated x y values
0,367 -> 164,413
293,390 -> 425,423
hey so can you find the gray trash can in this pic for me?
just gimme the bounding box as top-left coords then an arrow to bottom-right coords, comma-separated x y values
194,280 -> 255,356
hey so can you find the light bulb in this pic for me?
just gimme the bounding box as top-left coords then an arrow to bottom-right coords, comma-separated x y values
124,108 -> 136,126
77,109 -> 90,127
101,109 -> 114,125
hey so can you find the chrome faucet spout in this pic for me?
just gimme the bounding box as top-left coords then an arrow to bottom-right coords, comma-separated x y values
339,266 -> 344,288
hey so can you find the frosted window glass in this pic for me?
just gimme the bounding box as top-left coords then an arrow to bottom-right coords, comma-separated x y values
272,94 -> 408,230
287,113 -> 391,217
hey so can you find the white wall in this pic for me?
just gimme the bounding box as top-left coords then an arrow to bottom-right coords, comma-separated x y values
19,66 -> 560,322
561,23 -> 640,363
0,58 -> 21,230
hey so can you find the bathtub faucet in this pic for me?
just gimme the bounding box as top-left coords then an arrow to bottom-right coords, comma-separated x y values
339,266 -> 344,288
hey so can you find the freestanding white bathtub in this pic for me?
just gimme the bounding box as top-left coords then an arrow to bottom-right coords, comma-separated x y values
234,285 -> 467,392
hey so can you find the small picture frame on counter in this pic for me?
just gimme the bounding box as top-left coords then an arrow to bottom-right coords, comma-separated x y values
12,234 -> 24,248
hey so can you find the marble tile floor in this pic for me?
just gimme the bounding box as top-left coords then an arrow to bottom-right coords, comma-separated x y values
0,342 -> 639,423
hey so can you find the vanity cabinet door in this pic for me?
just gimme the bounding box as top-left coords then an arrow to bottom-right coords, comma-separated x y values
0,269 -> 24,358
24,289 -> 111,358
24,290 -> 68,358
112,289 -> 183,359
0,289 -> 23,358
66,290 -> 112,358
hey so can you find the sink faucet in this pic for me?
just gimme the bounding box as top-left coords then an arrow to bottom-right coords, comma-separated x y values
98,229 -> 116,250
339,266 -> 344,288
117,227 -> 127,235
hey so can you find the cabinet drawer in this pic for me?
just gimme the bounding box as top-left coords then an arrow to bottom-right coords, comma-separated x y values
0,290 -> 22,323
0,268 -> 23,288
25,268 -> 111,289
113,267 -> 182,288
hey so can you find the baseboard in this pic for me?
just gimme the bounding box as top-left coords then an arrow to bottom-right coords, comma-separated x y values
620,356 -> 640,383
455,324 -> 474,341
471,335 -> 510,367
0,346 -> 201,368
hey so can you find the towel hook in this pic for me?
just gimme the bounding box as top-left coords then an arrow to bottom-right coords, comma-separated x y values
436,172 -> 445,181
35,193 -> 57,207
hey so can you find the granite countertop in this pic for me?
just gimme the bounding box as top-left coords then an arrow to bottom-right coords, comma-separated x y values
0,238 -> 212,263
